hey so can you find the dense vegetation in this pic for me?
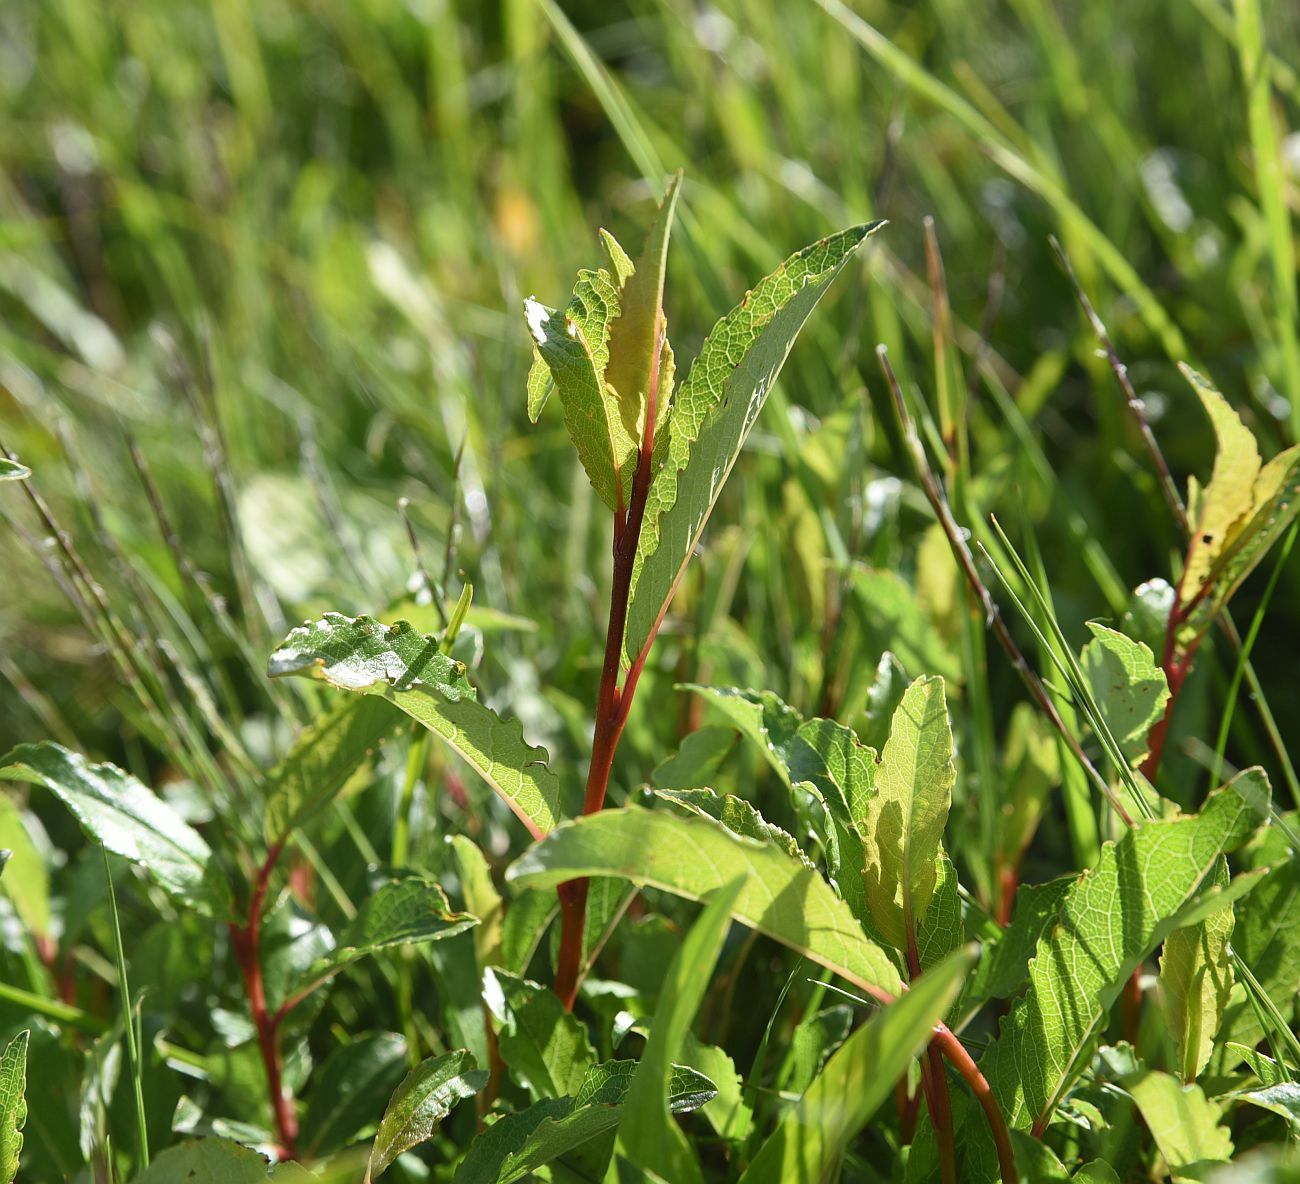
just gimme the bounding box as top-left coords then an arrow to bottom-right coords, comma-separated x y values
1,1 -> 1299,1180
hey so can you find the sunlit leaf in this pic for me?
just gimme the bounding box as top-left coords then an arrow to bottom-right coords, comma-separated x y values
1127,1070 -> 1233,1181
268,614 -> 565,837
1080,622 -> 1169,764
0,1030 -> 28,1184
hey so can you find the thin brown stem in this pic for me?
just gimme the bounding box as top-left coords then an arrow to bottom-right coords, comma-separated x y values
877,346 -> 1133,827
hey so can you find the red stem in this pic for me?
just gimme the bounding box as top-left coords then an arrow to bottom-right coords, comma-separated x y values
908,928 -> 956,1184
554,319 -> 666,1010
230,843 -> 298,1159
930,1023 -> 1018,1184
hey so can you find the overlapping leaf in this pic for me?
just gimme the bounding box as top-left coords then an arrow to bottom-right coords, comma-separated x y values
368,1050 -> 487,1181
738,947 -> 972,1184
268,614 -> 564,837
1079,623 -> 1169,765
963,769 -> 1269,1182
623,223 -> 882,665
506,806 -> 903,996
483,969 -> 596,1099
0,742 -> 225,916
453,1061 -> 715,1184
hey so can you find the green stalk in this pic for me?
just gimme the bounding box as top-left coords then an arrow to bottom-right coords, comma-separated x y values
102,847 -> 150,1171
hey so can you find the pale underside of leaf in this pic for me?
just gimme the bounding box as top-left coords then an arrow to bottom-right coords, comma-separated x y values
506,806 -> 903,996
962,769 -> 1269,1182
0,1030 -> 28,1184
1179,366 -> 1260,607
604,173 -> 681,447
268,613 -> 564,837
860,675 -> 954,950
623,223 -> 883,665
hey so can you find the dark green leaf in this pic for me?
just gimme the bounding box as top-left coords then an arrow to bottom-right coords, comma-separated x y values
300,1032 -> 408,1157
484,969 -> 596,1098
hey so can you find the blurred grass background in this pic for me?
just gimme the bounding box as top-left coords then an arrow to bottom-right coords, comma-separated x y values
1,0 -> 1298,834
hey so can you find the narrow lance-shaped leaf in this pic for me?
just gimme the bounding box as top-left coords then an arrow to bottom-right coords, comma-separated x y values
1175,365 -> 1300,650
0,742 -> 226,917
860,676 -> 955,951
962,769 -> 1269,1183
0,1030 -> 28,1184
623,223 -> 883,665
507,806 -> 903,997
268,614 -> 565,837
367,1050 -> 487,1182
300,1032 -> 409,1158
1160,859 -> 1235,1083
454,1061 -> 715,1184
263,696 -> 402,845
738,946 -> 973,1184
292,877 -> 477,1001
611,876 -> 745,1184
604,173 -> 682,445
1180,366 -> 1261,604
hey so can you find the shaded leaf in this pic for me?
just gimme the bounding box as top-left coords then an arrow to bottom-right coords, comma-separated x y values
484,969 -> 596,1099
611,877 -> 744,1184
1161,860 -> 1235,1082
859,676 -> 954,950
301,1032 -> 408,1157
295,877 -> 477,1000
738,946 -> 972,1184
268,614 -> 564,837
452,1060 -> 714,1184
507,806 -> 903,997
1128,1070 -> 1233,1181
134,1138 -> 312,1182
263,696 -> 402,845
651,727 -> 736,790
0,742 -> 224,916
367,1050 -> 486,1181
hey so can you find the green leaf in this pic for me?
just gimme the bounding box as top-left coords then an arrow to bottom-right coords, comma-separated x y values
859,676 -> 955,950
681,686 -> 804,786
680,1038 -> 751,1142
847,568 -> 962,685
484,969 -> 596,1099
738,946 -> 973,1184
1127,1070 -> 1233,1181
294,877 -> 477,1001
651,727 -> 736,790
1072,1163 -> 1122,1184
134,1138 -> 312,1182
507,806 -> 903,997
960,875 -> 1073,1011
451,835 -> 505,973
624,223 -> 882,665
654,788 -> 805,863
525,282 -> 632,510
1180,367 -> 1262,604
0,796 -> 50,938
1079,622 -> 1169,764
1176,366 -> 1300,650
0,1030 -> 28,1184
997,704 -> 1061,866
964,769 -> 1269,1181
454,1061 -> 715,1184
367,1050 -> 487,1182
604,174 -> 681,445
0,458 -> 29,482
264,696 -> 402,844
0,742 -> 225,917
610,877 -> 744,1184
268,614 -> 564,837
300,1032 -> 409,1158
1160,860 -> 1235,1083
776,1006 -> 853,1094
